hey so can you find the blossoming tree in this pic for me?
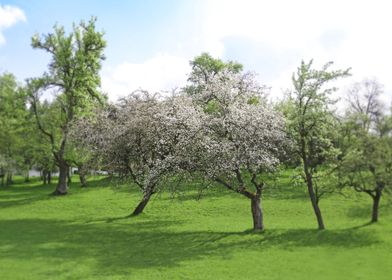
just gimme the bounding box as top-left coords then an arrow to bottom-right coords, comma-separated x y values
189,71 -> 288,231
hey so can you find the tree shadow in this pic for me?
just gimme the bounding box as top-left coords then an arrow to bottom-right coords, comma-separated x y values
0,184 -> 56,209
346,202 -> 392,219
0,218 -> 381,278
0,177 -> 113,209
255,228 -> 380,249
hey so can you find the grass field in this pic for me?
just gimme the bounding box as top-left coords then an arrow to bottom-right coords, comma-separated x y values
0,173 -> 391,279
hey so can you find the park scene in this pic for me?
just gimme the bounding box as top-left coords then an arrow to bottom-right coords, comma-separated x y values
1,1 -> 391,279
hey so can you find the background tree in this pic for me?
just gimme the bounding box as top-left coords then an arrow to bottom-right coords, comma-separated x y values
338,80 -> 391,223
284,60 -> 350,230
28,17 -> 106,195
346,78 -> 384,131
0,73 -> 27,186
185,52 -> 243,96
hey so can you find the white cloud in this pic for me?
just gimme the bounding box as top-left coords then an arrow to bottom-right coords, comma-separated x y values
102,53 -> 190,101
0,5 -> 26,45
199,0 -> 392,101
102,0 -> 392,105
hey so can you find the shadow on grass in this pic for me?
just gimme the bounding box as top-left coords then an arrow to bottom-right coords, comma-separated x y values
0,218 -> 381,277
0,183 -> 56,209
0,177 -> 115,209
346,202 -> 392,219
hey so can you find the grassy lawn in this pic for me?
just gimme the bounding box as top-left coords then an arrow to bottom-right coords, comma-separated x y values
0,173 -> 391,280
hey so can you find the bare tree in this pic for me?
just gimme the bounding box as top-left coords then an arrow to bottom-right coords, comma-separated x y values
346,78 -> 384,132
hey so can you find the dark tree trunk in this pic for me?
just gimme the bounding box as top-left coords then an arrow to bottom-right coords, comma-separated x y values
251,196 -> 264,231
371,190 -> 382,223
79,165 -> 87,188
48,171 -> 52,184
25,171 -> 30,182
132,188 -> 154,216
6,173 -> 13,186
80,173 -> 87,188
43,170 -> 47,184
67,168 -> 72,184
305,173 -> 325,230
53,162 -> 68,195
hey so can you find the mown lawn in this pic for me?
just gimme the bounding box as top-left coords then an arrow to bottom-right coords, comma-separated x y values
0,173 -> 391,280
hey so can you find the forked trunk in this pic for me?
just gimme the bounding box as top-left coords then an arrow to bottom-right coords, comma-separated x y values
371,190 -> 382,223
132,188 -> 154,216
53,163 -> 68,195
251,196 -> 264,231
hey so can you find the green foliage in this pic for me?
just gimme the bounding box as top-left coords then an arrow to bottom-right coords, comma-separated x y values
284,60 -> 350,195
30,17 -> 107,118
28,17 -> 107,193
185,52 -> 243,95
189,52 -> 243,80
0,73 -> 28,183
338,109 -> 392,197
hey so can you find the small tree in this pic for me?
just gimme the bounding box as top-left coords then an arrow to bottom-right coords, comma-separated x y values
189,71 -> 288,231
339,132 -> 392,223
284,60 -> 350,230
338,80 -> 391,223
28,17 -> 106,195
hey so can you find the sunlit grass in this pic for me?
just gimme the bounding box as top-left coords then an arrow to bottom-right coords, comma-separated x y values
0,173 -> 391,279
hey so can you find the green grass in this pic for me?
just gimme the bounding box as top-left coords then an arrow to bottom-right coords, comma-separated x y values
0,173 -> 391,280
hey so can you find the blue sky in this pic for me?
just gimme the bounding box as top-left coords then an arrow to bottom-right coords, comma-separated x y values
1,0 -> 392,103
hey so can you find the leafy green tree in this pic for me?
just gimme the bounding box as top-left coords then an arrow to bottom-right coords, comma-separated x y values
284,60 -> 350,230
28,17 -> 106,195
185,52 -> 243,96
338,80 -> 392,223
0,73 -> 27,186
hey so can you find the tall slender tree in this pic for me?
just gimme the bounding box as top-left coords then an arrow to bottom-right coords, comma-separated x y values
284,60 -> 350,230
28,17 -> 106,195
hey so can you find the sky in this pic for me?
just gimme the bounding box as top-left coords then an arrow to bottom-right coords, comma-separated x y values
1,0 -> 392,104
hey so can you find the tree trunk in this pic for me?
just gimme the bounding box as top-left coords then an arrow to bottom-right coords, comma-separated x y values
306,174 -> 325,230
48,171 -> 52,184
132,189 -> 154,216
25,170 -> 30,182
79,172 -> 87,188
43,170 -> 47,184
251,196 -> 264,231
67,168 -> 72,184
371,190 -> 382,223
53,162 -> 68,195
79,165 -> 87,188
6,173 -> 13,186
